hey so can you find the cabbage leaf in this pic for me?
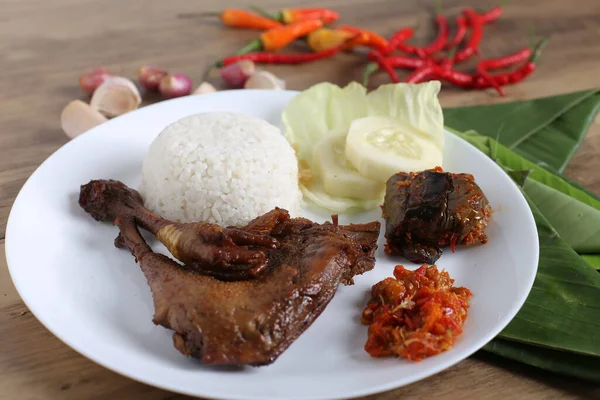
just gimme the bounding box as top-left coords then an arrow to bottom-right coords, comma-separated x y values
282,81 -> 444,213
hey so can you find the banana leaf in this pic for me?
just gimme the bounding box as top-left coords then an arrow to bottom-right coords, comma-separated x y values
496,189 -> 600,357
484,339 -> 600,383
524,179 -> 600,253
453,130 -> 600,380
452,129 -> 600,255
582,254 -> 600,271
444,89 -> 600,173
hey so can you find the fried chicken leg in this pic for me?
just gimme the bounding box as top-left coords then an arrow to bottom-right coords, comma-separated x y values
79,179 -> 381,366
79,180 -> 278,280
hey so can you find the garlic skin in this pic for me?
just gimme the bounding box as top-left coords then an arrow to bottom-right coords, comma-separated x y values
90,77 -> 142,117
192,82 -> 217,95
61,100 -> 108,139
244,71 -> 286,90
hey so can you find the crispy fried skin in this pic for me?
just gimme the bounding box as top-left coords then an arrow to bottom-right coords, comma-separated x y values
79,180 -> 380,365
79,179 -> 277,280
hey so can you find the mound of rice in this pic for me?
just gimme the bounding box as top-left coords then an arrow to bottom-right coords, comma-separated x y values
139,111 -> 301,226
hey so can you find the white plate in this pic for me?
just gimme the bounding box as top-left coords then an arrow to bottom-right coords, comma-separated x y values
6,90 -> 539,400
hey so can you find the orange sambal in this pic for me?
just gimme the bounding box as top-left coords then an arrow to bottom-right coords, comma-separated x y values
361,264 -> 472,361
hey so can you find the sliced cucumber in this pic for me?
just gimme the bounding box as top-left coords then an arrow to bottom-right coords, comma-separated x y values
312,130 -> 385,200
345,116 -> 443,182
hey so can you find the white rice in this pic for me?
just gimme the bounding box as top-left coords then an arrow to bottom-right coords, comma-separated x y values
139,111 -> 301,226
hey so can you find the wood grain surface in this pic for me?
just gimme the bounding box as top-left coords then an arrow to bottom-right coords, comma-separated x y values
2,0 -> 600,399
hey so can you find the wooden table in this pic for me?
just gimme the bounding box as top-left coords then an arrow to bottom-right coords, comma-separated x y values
2,0 -> 600,399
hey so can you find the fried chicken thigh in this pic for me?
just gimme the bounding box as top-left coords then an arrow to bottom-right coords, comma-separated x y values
79,180 -> 380,366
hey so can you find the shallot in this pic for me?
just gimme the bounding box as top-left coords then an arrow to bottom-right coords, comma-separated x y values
79,67 -> 113,95
220,60 -> 256,88
159,73 -> 193,98
138,65 -> 168,91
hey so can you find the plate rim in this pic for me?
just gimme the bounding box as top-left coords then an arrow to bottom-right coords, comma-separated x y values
5,89 -> 540,400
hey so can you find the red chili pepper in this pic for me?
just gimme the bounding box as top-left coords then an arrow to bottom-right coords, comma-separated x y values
472,63 -> 534,89
395,12 -> 448,58
439,68 -> 471,86
339,25 -> 390,52
475,48 -> 532,96
281,8 -> 339,24
479,48 -> 532,70
179,9 -> 282,30
507,62 -> 536,83
363,54 -> 422,85
477,67 -> 505,96
389,56 -> 426,69
475,47 -> 532,96
405,66 -> 439,83
479,6 -> 503,24
384,27 -> 414,55
473,38 -> 547,92
368,51 -> 400,83
409,65 -> 473,87
454,8 -> 483,63
446,15 -> 467,49
250,5 -> 339,24
422,14 -> 449,56
395,43 -> 426,59
221,43 -> 346,66
233,18 -> 324,55
438,47 -> 457,70
373,54 -> 425,69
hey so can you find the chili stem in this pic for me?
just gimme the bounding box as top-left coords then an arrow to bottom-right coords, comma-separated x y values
236,39 -> 263,55
370,51 -> 400,83
530,36 -> 549,63
196,11 -> 221,17
447,46 -> 458,61
249,5 -> 281,21
363,62 -> 379,86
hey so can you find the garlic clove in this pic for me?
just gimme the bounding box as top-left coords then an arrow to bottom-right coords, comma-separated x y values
61,100 -> 108,139
90,77 -> 142,117
192,82 -> 217,95
244,71 -> 286,90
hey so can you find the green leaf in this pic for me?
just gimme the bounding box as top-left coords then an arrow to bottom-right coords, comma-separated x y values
483,339 -> 600,383
453,129 -> 600,253
495,189 -> 600,357
581,254 -> 600,271
506,169 -> 532,188
447,93 -> 600,379
523,179 -> 600,253
536,161 -> 600,203
487,140 -> 600,210
444,89 -> 600,172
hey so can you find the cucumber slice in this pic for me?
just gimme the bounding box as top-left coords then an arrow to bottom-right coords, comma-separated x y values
312,130 -> 385,200
345,116 -> 443,182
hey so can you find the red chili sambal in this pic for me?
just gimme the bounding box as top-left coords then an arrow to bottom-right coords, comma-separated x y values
362,264 -> 472,361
